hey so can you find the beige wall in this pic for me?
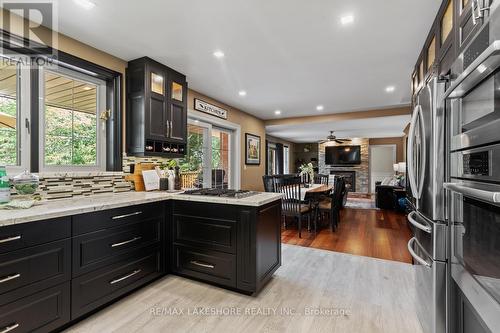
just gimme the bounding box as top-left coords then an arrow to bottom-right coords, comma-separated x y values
187,90 -> 266,191
369,137 -> 406,162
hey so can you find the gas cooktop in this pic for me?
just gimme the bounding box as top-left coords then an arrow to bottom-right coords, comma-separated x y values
181,188 -> 258,199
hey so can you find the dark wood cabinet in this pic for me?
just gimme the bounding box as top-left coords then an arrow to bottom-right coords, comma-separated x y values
126,57 -> 188,157
0,197 -> 281,330
0,217 -> 70,255
72,217 -> 162,277
0,239 -> 71,305
171,200 -> 281,294
71,245 -> 162,319
0,282 -> 70,333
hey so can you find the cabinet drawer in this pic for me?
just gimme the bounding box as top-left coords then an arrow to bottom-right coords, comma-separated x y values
0,282 -> 70,333
73,202 -> 164,235
71,245 -> 162,319
0,218 -> 70,254
173,214 -> 236,254
173,201 -> 238,220
172,245 -> 236,288
72,218 -> 162,277
0,239 -> 71,304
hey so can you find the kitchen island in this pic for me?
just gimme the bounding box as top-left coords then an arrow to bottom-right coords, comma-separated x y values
0,191 -> 282,333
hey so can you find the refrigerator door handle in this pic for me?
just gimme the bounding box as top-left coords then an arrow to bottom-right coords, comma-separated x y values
407,105 -> 421,200
407,237 -> 432,267
417,87 -> 429,200
407,211 -> 432,233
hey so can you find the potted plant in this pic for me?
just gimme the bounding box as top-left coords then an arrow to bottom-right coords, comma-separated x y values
299,163 -> 315,187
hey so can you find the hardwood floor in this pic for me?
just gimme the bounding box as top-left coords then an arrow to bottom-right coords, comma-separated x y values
281,208 -> 413,264
65,244 -> 422,333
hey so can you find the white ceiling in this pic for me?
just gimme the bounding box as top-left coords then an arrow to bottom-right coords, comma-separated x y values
266,114 -> 411,143
54,0 -> 440,120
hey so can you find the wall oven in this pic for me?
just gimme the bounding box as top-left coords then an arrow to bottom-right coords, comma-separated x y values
443,1 -> 500,327
445,150 -> 500,330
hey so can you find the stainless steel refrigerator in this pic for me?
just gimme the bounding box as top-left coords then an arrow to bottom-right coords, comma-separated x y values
406,77 -> 448,333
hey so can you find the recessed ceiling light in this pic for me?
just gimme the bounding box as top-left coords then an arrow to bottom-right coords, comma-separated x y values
385,86 -> 396,93
238,90 -> 247,97
213,50 -> 225,59
477,64 -> 487,73
316,105 -> 324,111
340,14 -> 354,25
74,0 -> 95,10
83,86 -> 92,91
194,119 -> 199,123
274,110 -> 282,115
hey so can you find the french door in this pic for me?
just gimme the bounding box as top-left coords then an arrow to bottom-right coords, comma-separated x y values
181,119 -> 234,189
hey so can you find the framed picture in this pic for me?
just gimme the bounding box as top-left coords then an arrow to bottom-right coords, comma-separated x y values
245,133 -> 261,165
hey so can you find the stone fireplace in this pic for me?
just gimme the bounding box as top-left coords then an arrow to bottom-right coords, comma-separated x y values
330,170 -> 356,192
318,138 -> 369,193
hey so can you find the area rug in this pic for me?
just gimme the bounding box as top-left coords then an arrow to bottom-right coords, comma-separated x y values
345,197 -> 377,209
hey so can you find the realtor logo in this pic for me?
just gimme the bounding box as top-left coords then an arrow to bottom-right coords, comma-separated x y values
1,1 -> 57,58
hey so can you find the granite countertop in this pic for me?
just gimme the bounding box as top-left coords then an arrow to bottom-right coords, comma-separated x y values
0,191 -> 282,227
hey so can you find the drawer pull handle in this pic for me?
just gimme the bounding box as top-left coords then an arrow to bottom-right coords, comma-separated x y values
0,323 -> 20,333
111,211 -> 142,220
109,269 -> 142,285
0,273 -> 21,284
0,235 -> 21,244
190,261 -> 215,269
111,236 -> 142,248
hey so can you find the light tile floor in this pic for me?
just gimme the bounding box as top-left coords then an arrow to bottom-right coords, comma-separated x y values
65,244 -> 423,333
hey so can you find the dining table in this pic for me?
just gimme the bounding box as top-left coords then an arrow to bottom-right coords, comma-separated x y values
298,183 -> 334,232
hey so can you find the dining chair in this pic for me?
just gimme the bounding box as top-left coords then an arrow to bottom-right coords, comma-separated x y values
319,176 -> 346,231
314,174 -> 329,185
275,176 -> 312,238
262,175 -> 277,192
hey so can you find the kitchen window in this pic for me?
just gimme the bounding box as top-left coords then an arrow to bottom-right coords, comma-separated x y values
39,67 -> 107,171
0,56 -> 30,174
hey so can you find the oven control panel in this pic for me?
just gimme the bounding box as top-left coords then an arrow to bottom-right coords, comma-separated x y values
463,151 -> 489,176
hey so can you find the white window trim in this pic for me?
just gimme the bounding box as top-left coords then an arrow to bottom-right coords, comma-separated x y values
38,66 -> 107,172
5,61 -> 31,176
188,110 -> 241,190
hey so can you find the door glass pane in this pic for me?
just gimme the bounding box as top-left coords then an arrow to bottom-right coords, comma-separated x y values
151,72 -> 164,95
427,37 -> 436,69
171,81 -> 183,101
419,61 -> 424,85
44,71 -> 98,166
212,128 -> 230,189
284,146 -> 290,174
178,123 -> 208,189
0,60 -> 18,166
441,0 -> 453,44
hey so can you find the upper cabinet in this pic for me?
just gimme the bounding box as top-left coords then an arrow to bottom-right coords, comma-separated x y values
457,0 -> 490,53
126,57 -> 188,157
441,0 -> 454,45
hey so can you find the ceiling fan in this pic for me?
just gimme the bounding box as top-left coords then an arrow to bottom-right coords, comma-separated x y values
318,131 -> 352,144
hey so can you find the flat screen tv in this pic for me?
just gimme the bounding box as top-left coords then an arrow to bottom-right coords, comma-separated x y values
325,145 -> 361,165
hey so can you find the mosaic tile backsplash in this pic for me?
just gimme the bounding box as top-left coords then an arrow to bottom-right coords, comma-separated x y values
11,172 -> 132,200
122,154 -> 178,173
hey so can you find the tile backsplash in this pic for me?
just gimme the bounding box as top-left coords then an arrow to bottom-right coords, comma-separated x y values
11,172 -> 132,200
122,154 -> 179,173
